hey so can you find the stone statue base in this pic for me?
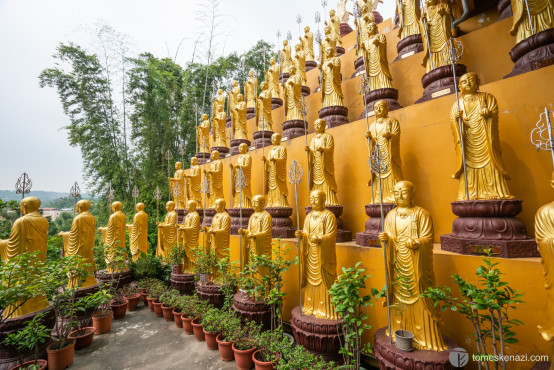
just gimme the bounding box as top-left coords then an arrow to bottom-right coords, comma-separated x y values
210,146 -> 229,155
290,306 -> 344,363
305,205 -> 352,243
497,0 -> 512,21
305,60 -> 318,72
373,11 -> 383,24
394,34 -> 424,62
253,130 -> 274,149
228,207 -> 254,235
202,208 -> 216,227
230,139 -> 252,156
301,85 -> 311,97
197,282 -> 227,309
170,272 -> 195,295
0,306 -> 56,370
233,291 -> 271,330
246,107 -> 256,120
504,29 -> 554,79
176,208 -> 188,224
271,97 -> 283,110
279,73 -> 290,83
336,46 -> 345,57
265,207 -> 297,238
355,203 -> 396,247
374,327 -> 458,369
282,119 -> 307,141
441,199 -> 539,258
352,56 -> 365,78
340,22 -> 353,37
357,88 -> 402,120
415,64 -> 467,104
318,105 -> 349,128
195,152 -> 210,165
531,362 -> 552,369
96,269 -> 133,289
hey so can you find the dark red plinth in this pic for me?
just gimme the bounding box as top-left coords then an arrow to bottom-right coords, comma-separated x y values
306,60 -> 318,71
355,203 -> 396,247
253,130 -> 274,149
415,64 -> 467,104
394,34 -> 424,62
195,152 -> 210,165
301,85 -> 310,97
336,46 -> 345,57
232,291 -> 271,330
96,269 -> 133,289
305,205 -> 352,243
279,73 -> 290,83
357,88 -> 402,120
441,199 -> 539,258
282,119 -> 307,141
505,29 -> 554,78
202,208 -> 216,227
318,105 -> 349,129
246,107 -> 256,121
290,306 -> 344,363
176,208 -> 188,224
373,11 -> 383,24
265,207 -> 296,239
170,272 -> 195,295
228,207 -> 254,235
210,146 -> 229,156
497,0 -> 512,21
340,22 -> 353,37
230,139 -> 251,156
374,327 -> 457,370
196,282 -> 226,309
271,97 -> 283,110
351,56 -> 365,78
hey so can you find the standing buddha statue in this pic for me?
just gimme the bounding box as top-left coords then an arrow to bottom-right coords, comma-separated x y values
256,81 -> 273,132
319,46 -> 344,108
186,156 -> 202,208
229,81 -> 240,113
244,70 -> 258,111
99,201 -> 127,273
238,195 -> 272,274
212,89 -> 225,117
360,22 -> 393,90
231,94 -> 248,140
421,0 -> 452,72
157,201 -> 178,260
301,26 -> 316,63
264,133 -> 289,208
180,200 -> 200,273
282,40 -> 293,74
203,198 -> 230,280
230,143 -> 253,209
397,0 -> 421,39
283,65 -> 304,122
325,9 -> 343,47
294,43 -> 307,86
212,104 -> 227,149
127,202 -> 148,262
169,161 -> 186,209
204,150 -> 224,208
266,57 -> 281,99
198,113 -> 211,153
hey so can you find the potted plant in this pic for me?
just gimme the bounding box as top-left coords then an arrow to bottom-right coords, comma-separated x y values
109,286 -> 128,320
252,329 -> 289,370
212,250 -> 239,314
141,279 -> 163,311
390,261 -> 415,352
216,313 -> 241,361
120,284 -> 141,311
276,343 -> 331,370
329,262 -> 382,368
149,285 -> 166,317
193,246 -> 217,285
2,313 -> 50,370
91,289 -> 114,334
68,291 -> 103,350
201,307 -> 224,350
159,289 -> 178,322
229,320 -> 262,370
179,295 -> 196,335
166,243 -> 186,274
191,299 -> 212,342
171,296 -> 184,328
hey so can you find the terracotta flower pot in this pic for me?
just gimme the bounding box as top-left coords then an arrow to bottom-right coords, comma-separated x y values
146,296 -> 156,311
191,318 -> 205,341
216,333 -> 234,361
253,350 -> 279,370
125,293 -> 141,311
140,291 -> 148,305
172,264 -> 183,274
203,329 -> 219,350
9,359 -> 47,370
92,311 -> 113,334
153,300 -> 163,317
46,339 -> 75,370
182,315 -> 194,335
69,327 -> 95,350
161,305 -> 174,321
110,299 -> 128,320
173,309 -> 183,328
232,342 -> 256,370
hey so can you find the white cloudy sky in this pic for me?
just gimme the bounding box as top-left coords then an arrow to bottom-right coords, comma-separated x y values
0,0 -> 394,193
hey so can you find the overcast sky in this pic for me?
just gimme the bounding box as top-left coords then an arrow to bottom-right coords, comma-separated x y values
0,0 -> 394,193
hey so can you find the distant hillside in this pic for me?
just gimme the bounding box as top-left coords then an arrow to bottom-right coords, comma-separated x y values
0,190 -> 92,203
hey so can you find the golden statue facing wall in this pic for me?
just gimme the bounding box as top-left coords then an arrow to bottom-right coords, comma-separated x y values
238,195 -> 272,273
230,143 -> 253,208
360,22 -> 393,90
186,157 -> 202,208
510,0 -> 554,44
295,190 -> 337,319
450,73 -> 513,201
157,201 -> 178,260
245,70 -> 258,110
256,81 -> 273,132
283,65 -> 304,122
99,201 -> 127,273
231,94 -> 248,140
198,113 -> 211,153
204,150 -> 224,208
320,46 -> 344,108
264,133 -> 289,208
379,181 -> 447,351
421,0 -> 452,72
203,198 -> 230,279
180,200 -> 200,273
212,104 -> 228,148
0,197 -> 49,318
127,202 -> 148,262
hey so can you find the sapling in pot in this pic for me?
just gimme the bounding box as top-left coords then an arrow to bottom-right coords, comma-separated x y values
2,313 -> 51,370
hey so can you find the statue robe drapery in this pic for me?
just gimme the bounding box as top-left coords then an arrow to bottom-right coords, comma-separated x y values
212,112 -> 227,147
309,133 -> 339,206
363,32 -> 393,90
397,0 -> 421,39
198,119 -> 211,153
510,0 -> 554,43
102,210 -> 127,273
187,165 -> 202,208
208,211 -> 231,279
128,210 -> 148,262
284,73 -> 304,122
321,56 -> 344,108
157,210 -> 178,260
181,211 -> 200,273
241,210 -> 272,276
421,3 -> 451,72
63,211 -> 97,287
232,153 -> 253,208
208,160 -> 224,208
265,145 -> 289,207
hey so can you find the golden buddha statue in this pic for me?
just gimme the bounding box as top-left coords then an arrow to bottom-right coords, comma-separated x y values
360,22 -> 393,90
450,72 -> 513,200
157,201 -> 178,260
510,0 -> 554,43
203,198 -> 230,279
179,200 -> 200,273
99,201 -> 127,273
282,40 -> 293,74
59,199 -> 97,288
231,93 -> 248,140
266,57 -> 281,99
321,26 -> 338,64
213,88 -> 225,117
198,113 -> 211,153
294,43 -> 307,86
379,181 -> 447,351
186,156 -> 202,208
283,65 -> 304,122
127,202 -> 148,262
397,0 -> 421,39
238,195 -> 272,274
256,81 -> 273,132
325,9 -> 343,47
230,143 -> 252,208
204,150 -> 224,208
319,47 -> 344,108
245,70 -> 258,110
354,5 -> 376,56
212,104 -> 228,147
229,80 -> 240,112
169,161 -> 186,209
421,0 -> 452,72
306,119 -> 339,206
295,190 -> 338,319
0,197 -> 49,318
301,26 -> 316,62
366,101 -> 403,203
263,133 -> 289,208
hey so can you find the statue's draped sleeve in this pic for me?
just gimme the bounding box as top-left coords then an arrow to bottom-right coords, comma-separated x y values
183,212 -> 200,264
535,201 -> 554,342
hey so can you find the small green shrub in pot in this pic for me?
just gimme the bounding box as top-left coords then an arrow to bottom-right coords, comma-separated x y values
227,319 -> 262,350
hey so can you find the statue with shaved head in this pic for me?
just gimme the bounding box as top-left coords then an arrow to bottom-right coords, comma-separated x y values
60,199 -> 97,287
127,202 -> 148,261
238,195 -> 272,273
99,201 -> 127,273
157,201 -> 178,260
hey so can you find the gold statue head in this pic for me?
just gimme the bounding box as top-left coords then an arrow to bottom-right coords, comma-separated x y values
191,156 -> 198,165
186,200 -> 197,212
309,190 -> 326,211
214,198 -> 226,213
232,80 -> 238,87
76,199 -> 91,213
425,0 -> 437,6
325,46 -> 335,58
237,93 -> 244,102
20,197 -> 41,215
368,22 -> 377,35
324,25 -> 331,35
295,43 -> 301,51
136,202 -> 145,212
252,195 -> 266,212
217,104 -> 224,112
202,113 -> 208,120
112,201 -> 123,213
217,88 -> 223,95
270,57 -> 276,65
211,150 -> 220,160
261,81 -> 268,90
289,65 -> 297,75
166,201 -> 175,212
239,143 -> 248,154
361,5 -> 369,13
175,161 -> 182,170
393,181 -> 416,208
271,132 -> 282,145
283,39 -> 288,46
459,72 -> 480,95
329,9 -> 335,17
314,118 -> 327,133
374,100 -> 389,118
249,70 -> 254,77
304,26 -> 310,33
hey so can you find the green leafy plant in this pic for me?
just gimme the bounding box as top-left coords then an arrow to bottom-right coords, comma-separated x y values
276,343 -> 331,370
193,246 -> 217,276
217,312 -> 241,342
91,289 -> 113,317
201,307 -> 225,334
166,243 -> 187,267
159,289 -> 179,307
255,329 -> 290,363
226,319 -> 262,350
72,291 -> 106,335
213,249 -> 239,314
391,260 -> 414,337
